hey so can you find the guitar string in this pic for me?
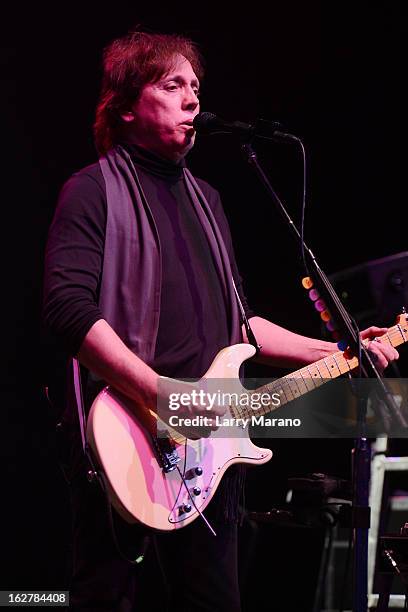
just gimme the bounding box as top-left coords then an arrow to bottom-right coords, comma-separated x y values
225,322 -> 406,420
243,322 -> 407,418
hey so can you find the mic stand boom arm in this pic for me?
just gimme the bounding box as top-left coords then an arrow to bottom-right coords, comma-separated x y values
240,140 -> 407,612
240,141 -> 405,429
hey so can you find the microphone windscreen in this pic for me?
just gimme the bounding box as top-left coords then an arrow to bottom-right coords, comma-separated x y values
193,112 -> 218,134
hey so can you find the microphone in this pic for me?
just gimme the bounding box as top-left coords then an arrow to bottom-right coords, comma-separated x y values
193,112 -> 295,141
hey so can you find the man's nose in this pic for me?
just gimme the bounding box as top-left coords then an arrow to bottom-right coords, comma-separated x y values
183,88 -> 199,109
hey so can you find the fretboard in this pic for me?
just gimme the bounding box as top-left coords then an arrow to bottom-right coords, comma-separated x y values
233,318 -> 408,420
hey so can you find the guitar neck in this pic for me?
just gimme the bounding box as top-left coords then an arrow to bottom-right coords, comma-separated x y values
239,319 -> 408,419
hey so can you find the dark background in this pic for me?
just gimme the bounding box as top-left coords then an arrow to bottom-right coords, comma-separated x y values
1,2 -> 407,609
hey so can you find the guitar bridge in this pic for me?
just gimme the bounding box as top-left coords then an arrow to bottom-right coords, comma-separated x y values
152,435 -> 180,473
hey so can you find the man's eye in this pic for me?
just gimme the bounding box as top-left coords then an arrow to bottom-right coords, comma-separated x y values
165,84 -> 178,91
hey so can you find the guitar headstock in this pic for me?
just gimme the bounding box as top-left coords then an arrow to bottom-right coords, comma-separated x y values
396,308 -> 408,329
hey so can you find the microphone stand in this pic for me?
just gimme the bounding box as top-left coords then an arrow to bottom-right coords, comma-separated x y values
239,139 -> 407,612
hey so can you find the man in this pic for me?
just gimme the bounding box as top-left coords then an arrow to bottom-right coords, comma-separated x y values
43,31 -> 398,611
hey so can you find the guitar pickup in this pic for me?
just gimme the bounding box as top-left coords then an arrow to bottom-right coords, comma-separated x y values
152,435 -> 181,473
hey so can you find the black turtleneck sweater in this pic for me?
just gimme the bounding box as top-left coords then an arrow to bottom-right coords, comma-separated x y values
43,144 -> 252,380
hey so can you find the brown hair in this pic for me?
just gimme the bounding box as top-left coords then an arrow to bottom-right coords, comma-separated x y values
94,31 -> 204,155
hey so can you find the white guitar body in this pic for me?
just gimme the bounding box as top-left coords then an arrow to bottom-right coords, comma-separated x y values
87,344 -> 273,531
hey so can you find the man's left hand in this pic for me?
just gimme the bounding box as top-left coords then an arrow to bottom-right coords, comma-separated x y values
359,326 -> 399,374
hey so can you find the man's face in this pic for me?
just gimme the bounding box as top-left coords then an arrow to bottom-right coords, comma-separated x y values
123,55 -> 200,162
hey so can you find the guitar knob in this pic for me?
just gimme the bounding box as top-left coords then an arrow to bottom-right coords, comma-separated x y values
183,503 -> 192,513
185,466 -> 203,480
192,487 -> 201,496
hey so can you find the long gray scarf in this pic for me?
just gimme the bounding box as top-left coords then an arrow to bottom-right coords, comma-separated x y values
98,145 -> 243,366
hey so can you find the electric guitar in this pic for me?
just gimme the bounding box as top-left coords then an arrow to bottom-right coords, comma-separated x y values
87,312 -> 408,531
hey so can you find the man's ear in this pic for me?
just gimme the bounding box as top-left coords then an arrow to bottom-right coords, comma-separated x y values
120,111 -> 135,123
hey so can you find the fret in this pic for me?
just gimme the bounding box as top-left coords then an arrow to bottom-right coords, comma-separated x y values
239,403 -> 250,419
285,375 -> 303,400
315,362 -> 323,379
346,354 -> 359,372
281,378 -> 295,403
259,393 -> 272,418
256,381 -> 283,416
299,369 -> 317,393
291,372 -> 309,395
338,352 -> 356,374
384,323 -> 408,348
264,381 -> 282,407
240,403 -> 250,419
331,353 -> 342,376
324,354 -> 341,377
231,394 -> 248,419
266,381 -> 282,415
306,364 -> 329,392
315,361 -> 331,379
343,355 -> 352,371
398,323 -> 407,343
305,366 -> 318,388
274,381 -> 289,405
232,400 -> 245,420
323,357 -> 335,378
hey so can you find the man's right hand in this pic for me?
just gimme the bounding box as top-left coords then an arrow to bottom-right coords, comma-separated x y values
157,377 -> 228,439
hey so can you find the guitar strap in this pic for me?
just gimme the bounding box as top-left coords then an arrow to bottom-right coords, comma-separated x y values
232,278 -> 261,355
72,357 -> 87,453
71,357 -> 149,564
